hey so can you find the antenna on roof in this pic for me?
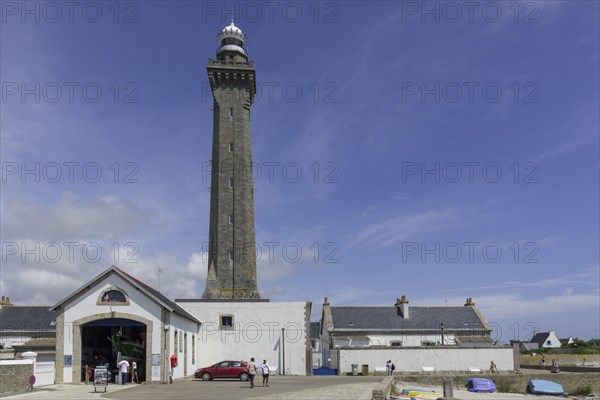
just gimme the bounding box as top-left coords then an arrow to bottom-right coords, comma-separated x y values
157,267 -> 163,292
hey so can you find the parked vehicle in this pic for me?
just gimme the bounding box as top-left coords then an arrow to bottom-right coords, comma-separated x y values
194,360 -> 250,381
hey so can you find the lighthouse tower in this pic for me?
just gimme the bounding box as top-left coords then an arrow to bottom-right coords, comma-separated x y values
203,22 -> 260,300
177,24 -> 311,375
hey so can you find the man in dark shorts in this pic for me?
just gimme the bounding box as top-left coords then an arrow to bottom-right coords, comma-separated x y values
261,360 -> 270,387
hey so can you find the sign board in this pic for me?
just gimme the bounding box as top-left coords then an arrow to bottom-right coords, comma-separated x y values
93,366 -> 108,393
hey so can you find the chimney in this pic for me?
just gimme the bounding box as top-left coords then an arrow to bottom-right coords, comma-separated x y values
322,296 -> 334,331
395,295 -> 409,319
0,296 -> 12,307
464,297 -> 475,306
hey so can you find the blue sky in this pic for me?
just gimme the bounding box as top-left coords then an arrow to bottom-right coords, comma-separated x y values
1,1 -> 599,341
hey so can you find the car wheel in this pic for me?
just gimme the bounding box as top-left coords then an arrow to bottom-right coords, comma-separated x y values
202,372 -> 212,381
239,372 -> 249,381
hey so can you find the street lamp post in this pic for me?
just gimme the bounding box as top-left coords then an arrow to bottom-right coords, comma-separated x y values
281,327 -> 286,375
441,323 -> 445,346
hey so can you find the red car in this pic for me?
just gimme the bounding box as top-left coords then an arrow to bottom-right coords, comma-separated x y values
194,360 -> 250,381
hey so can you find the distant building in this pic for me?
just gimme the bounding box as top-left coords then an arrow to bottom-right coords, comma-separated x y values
319,296 -> 516,373
559,336 -> 575,347
0,302 -> 56,362
530,330 -> 561,348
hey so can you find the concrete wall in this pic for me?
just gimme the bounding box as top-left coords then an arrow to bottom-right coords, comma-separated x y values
169,313 -> 200,380
338,347 -> 515,374
178,300 -> 311,375
0,360 -> 33,393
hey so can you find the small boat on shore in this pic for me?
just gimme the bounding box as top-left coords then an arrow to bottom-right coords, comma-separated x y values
467,377 -> 496,393
527,379 -> 564,395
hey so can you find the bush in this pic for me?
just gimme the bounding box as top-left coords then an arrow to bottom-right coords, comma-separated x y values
570,384 -> 593,396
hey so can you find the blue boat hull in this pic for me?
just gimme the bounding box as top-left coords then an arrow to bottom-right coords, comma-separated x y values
528,379 -> 564,395
467,377 -> 496,393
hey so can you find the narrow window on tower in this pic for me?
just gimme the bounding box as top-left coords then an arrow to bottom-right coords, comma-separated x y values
228,251 -> 234,261
228,143 -> 234,152
228,214 -> 234,224
228,178 -> 234,188
229,108 -> 234,117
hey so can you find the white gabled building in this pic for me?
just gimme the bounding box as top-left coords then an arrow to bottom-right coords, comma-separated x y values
51,265 -> 201,384
530,330 -> 562,349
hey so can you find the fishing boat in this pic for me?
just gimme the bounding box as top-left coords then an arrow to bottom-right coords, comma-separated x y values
108,334 -> 144,360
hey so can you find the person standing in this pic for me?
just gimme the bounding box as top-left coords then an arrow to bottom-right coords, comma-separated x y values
261,360 -> 270,387
386,360 -> 392,375
540,355 -> 546,370
117,359 -> 130,385
248,358 -> 256,388
131,360 -> 138,383
489,360 -> 498,374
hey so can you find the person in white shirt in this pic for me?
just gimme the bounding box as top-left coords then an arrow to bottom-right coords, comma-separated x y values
261,360 -> 269,387
117,359 -> 130,385
131,360 -> 138,383
248,358 -> 256,388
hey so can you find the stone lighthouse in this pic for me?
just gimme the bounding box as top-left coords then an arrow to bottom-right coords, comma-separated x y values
203,22 -> 260,300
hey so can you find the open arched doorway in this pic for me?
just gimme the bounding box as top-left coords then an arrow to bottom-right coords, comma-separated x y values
80,318 -> 146,382
72,313 -> 153,384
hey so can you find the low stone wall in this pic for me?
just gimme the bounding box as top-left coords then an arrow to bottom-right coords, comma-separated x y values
0,360 -> 34,393
370,376 -> 393,400
521,364 -> 600,373
521,354 -> 600,366
394,371 -> 600,395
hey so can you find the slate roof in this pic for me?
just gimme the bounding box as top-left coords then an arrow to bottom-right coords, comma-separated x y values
310,322 -> 320,339
330,306 -> 487,331
530,332 -> 551,345
0,306 -> 56,333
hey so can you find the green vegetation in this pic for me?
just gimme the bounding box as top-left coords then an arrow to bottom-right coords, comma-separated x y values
497,381 -> 520,393
570,384 -> 593,396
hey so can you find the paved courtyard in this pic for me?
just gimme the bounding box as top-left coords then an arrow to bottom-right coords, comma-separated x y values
2,376 -> 381,400
3,376 -> 597,400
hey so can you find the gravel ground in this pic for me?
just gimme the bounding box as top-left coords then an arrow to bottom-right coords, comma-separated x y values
393,381 -> 600,400
243,382 -> 377,400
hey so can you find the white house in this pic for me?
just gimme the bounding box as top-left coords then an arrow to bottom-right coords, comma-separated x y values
51,266 -> 201,384
530,330 -> 561,349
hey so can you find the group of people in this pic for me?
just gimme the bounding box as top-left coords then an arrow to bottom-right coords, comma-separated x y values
247,358 -> 271,388
117,358 -> 139,384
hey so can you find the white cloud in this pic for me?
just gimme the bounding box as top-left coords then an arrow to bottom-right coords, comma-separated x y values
348,209 -> 460,249
2,192 -> 155,242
